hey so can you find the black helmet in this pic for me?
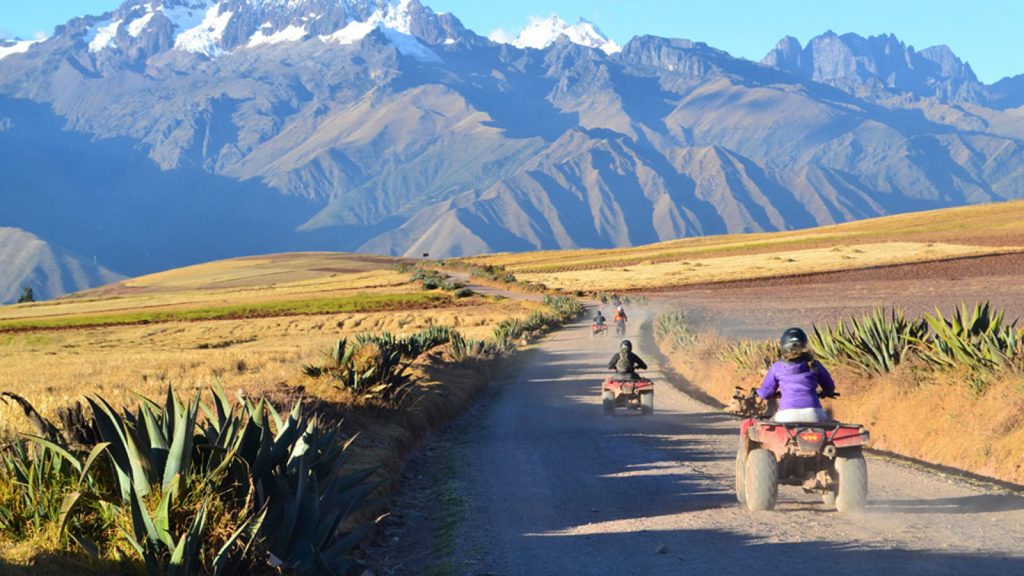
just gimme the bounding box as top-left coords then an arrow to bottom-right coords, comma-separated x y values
779,327 -> 809,356
620,340 -> 632,352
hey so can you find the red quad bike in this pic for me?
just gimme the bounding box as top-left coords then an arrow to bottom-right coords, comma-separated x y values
731,387 -> 870,513
592,323 -> 608,337
602,374 -> 654,415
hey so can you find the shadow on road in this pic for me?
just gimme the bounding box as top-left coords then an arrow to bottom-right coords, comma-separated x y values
872,493 -> 1024,514
518,526 -> 1022,576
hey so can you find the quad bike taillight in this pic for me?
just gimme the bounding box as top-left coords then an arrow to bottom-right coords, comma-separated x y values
794,429 -> 826,452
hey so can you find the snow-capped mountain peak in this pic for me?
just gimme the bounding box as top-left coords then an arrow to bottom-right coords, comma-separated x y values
319,0 -> 442,62
0,38 -> 43,61
74,0 -> 456,61
508,15 -> 621,55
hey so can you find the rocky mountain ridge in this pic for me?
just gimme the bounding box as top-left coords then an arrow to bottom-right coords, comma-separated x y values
1,0 -> 1023,301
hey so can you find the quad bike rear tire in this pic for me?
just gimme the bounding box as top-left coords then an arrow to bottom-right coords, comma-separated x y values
640,392 -> 654,415
821,491 -> 837,508
835,449 -> 868,513
744,448 -> 778,511
602,391 -> 615,416
735,444 -> 747,505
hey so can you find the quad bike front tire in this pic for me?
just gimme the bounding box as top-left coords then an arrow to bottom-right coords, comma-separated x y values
640,392 -> 654,415
602,391 -> 615,416
735,443 -> 747,505
835,448 -> 868,513
744,448 -> 778,511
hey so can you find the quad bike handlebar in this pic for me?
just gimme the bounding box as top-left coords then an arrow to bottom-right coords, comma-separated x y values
727,387 -> 839,417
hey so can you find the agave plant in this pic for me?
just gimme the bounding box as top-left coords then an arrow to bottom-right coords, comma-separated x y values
448,332 -> 499,362
493,318 -> 526,350
308,337 -> 415,402
522,311 -> 553,333
655,311 -> 696,351
0,384 -> 379,576
810,306 -> 927,375
719,338 -> 778,375
916,302 -> 1018,373
542,296 -> 585,321
406,325 -> 454,356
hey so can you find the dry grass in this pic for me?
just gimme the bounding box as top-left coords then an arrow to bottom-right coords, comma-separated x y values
0,297 -> 537,438
0,252 -> 540,438
462,200 -> 1024,291
658,335 -> 1024,486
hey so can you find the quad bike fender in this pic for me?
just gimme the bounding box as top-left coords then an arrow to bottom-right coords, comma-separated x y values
830,426 -> 870,447
602,378 -> 654,395
740,418 -> 757,441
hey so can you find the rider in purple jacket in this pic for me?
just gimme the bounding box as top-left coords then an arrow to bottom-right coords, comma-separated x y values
757,328 -> 835,422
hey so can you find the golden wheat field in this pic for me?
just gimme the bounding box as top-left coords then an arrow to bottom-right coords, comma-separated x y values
0,253 -> 538,436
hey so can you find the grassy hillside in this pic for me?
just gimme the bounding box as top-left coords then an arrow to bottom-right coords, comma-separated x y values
0,253 -> 538,437
461,200 -> 1024,291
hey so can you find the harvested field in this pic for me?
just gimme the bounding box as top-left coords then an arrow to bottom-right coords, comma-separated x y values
516,242 -> 1018,292
463,200 -> 1024,292
654,251 -> 1024,339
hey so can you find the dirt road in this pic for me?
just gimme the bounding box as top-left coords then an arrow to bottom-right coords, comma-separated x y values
376,308 -> 1024,575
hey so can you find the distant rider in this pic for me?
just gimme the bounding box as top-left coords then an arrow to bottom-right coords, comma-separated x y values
757,328 -> 836,423
613,305 -> 627,324
608,340 -> 647,380
594,310 -> 606,326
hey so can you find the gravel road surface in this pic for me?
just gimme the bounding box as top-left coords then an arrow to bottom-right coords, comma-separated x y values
376,308 -> 1024,575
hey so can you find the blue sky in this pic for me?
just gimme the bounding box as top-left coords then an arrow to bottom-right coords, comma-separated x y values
2,0 -> 1020,83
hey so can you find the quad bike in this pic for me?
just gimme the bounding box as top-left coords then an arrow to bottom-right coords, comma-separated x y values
592,323 -> 608,337
614,319 -> 626,337
601,373 -> 654,415
731,387 -> 870,513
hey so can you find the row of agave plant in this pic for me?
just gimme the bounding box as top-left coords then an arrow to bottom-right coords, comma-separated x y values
305,297 -> 585,400
658,302 -> 1021,393
0,384 -> 376,575
810,302 -> 1020,381
456,262 -> 550,293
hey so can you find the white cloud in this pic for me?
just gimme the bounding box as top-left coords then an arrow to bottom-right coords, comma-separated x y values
487,27 -> 514,44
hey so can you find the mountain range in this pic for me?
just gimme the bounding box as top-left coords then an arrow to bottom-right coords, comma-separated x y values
1,0 -> 1023,302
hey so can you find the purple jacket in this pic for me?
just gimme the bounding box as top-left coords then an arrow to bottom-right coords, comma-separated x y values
758,360 -> 835,411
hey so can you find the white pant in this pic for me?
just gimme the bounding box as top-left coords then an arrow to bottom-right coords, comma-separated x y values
773,407 -> 829,423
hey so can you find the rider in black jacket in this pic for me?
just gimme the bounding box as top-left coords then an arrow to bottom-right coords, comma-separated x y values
608,340 -> 647,380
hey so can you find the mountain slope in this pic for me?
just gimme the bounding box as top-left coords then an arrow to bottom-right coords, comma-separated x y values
0,0 -> 1022,272
0,228 -> 123,303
